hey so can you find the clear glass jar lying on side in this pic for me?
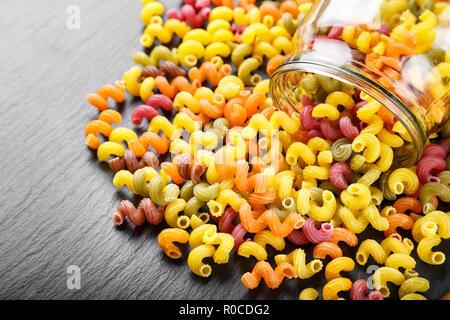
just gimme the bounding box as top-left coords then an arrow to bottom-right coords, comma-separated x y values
270,0 -> 449,167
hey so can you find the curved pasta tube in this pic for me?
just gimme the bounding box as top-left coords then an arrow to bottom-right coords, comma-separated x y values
372,267 -> 405,298
242,23 -> 273,44
312,103 -> 340,120
204,42 -> 231,61
239,203 -> 304,238
417,235 -> 446,265
178,40 -> 205,67
325,257 -> 355,281
97,141 -> 125,161
381,236 -> 413,256
158,228 -> 190,259
323,278 -> 353,300
398,277 -> 430,299
238,241 -> 268,261
356,239 -> 387,265
269,111 -> 301,134
412,210 -> 450,242
254,230 -> 285,251
351,133 -> 381,163
384,253 -> 416,271
285,142 -> 316,166
299,288 -> 319,300
361,204 -> 389,231
141,1 -> 164,25
308,190 -> 337,221
340,183 -> 372,210
241,114 -> 274,140
388,168 -> 420,195
275,248 -> 323,279
336,205 -> 370,234
164,198 -> 190,229
231,43 -> 253,67
207,189 -> 247,217
419,182 -> 450,213
187,244 -> 216,277
202,225 -> 235,264
241,261 -> 297,289
238,57 -> 262,86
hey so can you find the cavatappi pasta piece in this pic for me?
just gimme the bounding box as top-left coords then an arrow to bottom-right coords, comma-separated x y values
388,168 -> 420,195
417,235 -> 446,265
381,236 -> 413,256
398,277 -> 430,299
384,253 -> 416,271
275,248 -> 323,279
356,239 -> 387,265
241,261 -> 297,290
238,241 -> 268,261
299,288 -> 319,300
254,230 -> 285,252
412,210 -> 450,242
187,244 -> 216,277
340,183 -> 372,210
158,228 -> 190,259
164,198 -> 190,229
372,267 -> 405,298
202,224 -> 235,264
325,257 -> 355,281
323,277 -> 353,300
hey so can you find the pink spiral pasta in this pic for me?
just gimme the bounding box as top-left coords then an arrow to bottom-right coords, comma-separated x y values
350,279 -> 384,300
339,116 -> 359,140
330,162 -> 353,189
302,218 -> 334,244
287,229 -> 310,246
300,105 -> 321,131
328,25 -> 343,39
219,207 -> 238,234
308,129 -> 325,139
422,143 -> 447,159
416,155 -> 446,184
231,223 -> 251,251
321,119 -> 344,142
131,105 -> 160,126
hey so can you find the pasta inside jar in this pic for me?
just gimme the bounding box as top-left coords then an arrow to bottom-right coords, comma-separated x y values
270,0 -> 449,167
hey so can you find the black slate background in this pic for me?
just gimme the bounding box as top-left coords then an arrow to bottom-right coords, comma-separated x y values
0,0 -> 448,300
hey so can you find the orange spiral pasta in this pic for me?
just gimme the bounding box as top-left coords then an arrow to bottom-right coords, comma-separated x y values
259,2 -> 281,21
130,132 -> 170,156
392,197 -> 422,214
154,76 -> 201,99
161,162 -> 184,184
188,62 -> 232,86
241,261 -> 297,289
198,94 -> 226,118
328,227 -> 359,247
244,92 -> 266,118
235,160 -> 267,193
267,55 -> 288,77
214,146 -> 238,177
85,120 -> 113,150
86,81 -> 125,111
224,98 -> 247,127
384,213 -> 415,238
158,228 -> 190,259
313,242 -> 343,259
239,203 -> 304,237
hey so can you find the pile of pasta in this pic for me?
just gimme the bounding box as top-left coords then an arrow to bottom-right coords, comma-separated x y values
84,0 -> 450,300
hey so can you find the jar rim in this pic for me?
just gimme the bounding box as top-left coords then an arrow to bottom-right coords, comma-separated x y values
270,54 -> 427,167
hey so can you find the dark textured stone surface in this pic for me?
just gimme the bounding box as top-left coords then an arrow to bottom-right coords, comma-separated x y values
0,0 -> 448,300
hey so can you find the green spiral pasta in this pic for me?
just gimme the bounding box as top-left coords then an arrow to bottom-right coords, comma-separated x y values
132,168 -> 152,196
331,138 -> 353,162
180,181 -> 195,201
357,164 -> 382,186
420,182 -> 450,213
238,57 -> 262,86
185,197 -> 206,217
133,45 -> 178,67
438,170 -> 450,185
148,175 -> 179,205
379,171 -> 397,201
231,43 -> 253,67
194,183 -> 220,202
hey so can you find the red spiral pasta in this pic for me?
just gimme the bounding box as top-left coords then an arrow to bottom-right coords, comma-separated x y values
108,150 -> 159,173
231,223 -> 252,251
112,199 -> 165,226
302,218 -> 334,244
175,153 -> 206,184
320,119 -> 344,142
330,162 -> 353,189
339,116 -> 359,140
416,155 -> 446,184
350,279 -> 384,300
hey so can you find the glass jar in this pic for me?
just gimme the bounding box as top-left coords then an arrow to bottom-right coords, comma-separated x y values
270,0 -> 449,167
